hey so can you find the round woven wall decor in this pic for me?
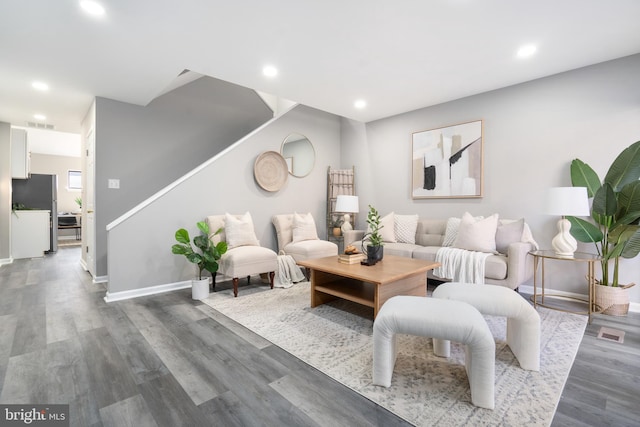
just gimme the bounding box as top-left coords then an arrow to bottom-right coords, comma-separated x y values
254,151 -> 289,192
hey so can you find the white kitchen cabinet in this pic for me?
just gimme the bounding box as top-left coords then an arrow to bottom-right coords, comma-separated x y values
11,210 -> 50,259
11,128 -> 30,179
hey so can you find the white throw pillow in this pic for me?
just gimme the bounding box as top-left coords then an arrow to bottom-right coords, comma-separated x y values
442,217 -> 461,247
496,218 -> 525,254
394,214 -> 419,244
379,212 -> 396,243
292,212 -> 319,243
224,212 -> 260,249
453,212 -> 499,253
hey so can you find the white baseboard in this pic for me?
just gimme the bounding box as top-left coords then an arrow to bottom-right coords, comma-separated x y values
104,280 -> 192,303
0,257 -> 13,266
519,285 -> 640,313
93,275 -> 108,284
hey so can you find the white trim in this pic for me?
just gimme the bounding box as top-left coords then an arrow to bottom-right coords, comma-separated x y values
519,285 -> 640,313
80,258 -> 88,271
105,103 -> 298,232
93,275 -> 108,284
0,257 -> 13,266
104,280 -> 192,303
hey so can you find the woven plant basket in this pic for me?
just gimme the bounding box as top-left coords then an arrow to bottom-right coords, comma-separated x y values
595,283 -> 635,316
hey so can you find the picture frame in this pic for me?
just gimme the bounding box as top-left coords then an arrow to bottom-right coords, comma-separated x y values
411,119 -> 483,199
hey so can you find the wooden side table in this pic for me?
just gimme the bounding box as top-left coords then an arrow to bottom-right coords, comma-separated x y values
528,250 -> 601,323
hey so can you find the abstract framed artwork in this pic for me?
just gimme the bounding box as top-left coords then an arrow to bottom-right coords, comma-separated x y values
412,119 -> 484,199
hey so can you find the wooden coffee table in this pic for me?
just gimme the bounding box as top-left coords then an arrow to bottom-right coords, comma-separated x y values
297,255 -> 440,318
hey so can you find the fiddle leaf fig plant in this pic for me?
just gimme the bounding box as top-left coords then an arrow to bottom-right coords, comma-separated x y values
172,221 -> 228,280
567,140 -> 640,287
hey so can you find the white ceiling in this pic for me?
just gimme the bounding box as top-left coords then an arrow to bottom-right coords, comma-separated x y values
1,1 -> 639,135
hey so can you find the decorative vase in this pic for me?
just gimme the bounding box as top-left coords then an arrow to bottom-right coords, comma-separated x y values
365,245 -> 383,265
332,227 -> 342,238
192,277 -> 210,300
595,283 -> 635,316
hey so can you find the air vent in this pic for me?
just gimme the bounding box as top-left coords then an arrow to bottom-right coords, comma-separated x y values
26,121 -> 55,130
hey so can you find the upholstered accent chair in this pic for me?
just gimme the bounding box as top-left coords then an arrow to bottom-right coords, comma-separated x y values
206,213 -> 278,297
272,213 -> 338,267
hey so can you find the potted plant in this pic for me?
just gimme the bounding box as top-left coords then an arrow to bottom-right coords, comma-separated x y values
362,204 -> 384,265
567,140 -> 640,315
331,217 -> 344,237
74,197 -> 82,211
171,221 -> 228,300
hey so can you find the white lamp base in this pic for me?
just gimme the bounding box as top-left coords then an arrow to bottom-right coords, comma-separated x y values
551,218 -> 577,257
341,214 -> 353,233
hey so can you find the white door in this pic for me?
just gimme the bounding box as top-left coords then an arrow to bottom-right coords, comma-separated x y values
83,129 -> 96,277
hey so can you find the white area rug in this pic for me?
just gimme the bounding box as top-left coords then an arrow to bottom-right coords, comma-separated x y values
203,282 -> 587,426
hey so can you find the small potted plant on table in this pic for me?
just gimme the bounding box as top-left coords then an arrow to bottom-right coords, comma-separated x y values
172,221 -> 228,300
362,204 -> 384,265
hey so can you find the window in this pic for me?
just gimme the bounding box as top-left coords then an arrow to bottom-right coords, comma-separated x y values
68,170 -> 82,190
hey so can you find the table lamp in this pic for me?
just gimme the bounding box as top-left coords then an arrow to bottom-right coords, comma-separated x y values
335,195 -> 359,234
545,187 -> 590,257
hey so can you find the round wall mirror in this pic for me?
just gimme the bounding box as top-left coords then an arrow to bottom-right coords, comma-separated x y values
280,133 -> 315,177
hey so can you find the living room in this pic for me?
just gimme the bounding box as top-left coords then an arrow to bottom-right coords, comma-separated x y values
1,2 -> 639,426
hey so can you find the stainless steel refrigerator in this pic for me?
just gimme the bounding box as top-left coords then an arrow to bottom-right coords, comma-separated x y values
12,173 -> 58,252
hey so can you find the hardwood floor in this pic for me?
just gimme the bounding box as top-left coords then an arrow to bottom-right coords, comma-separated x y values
0,247 -> 638,426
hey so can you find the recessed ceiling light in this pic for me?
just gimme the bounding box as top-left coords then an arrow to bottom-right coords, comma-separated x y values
262,65 -> 278,78
34,114 -> 47,121
32,81 -> 49,91
516,44 -> 537,59
80,0 -> 105,16
354,99 -> 367,109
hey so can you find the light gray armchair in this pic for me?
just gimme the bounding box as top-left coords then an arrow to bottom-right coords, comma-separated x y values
206,213 -> 277,297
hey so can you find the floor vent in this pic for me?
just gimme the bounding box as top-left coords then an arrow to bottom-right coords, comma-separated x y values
597,327 -> 625,344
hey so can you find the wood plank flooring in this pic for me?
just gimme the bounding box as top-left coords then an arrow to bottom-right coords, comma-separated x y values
0,247 -> 638,426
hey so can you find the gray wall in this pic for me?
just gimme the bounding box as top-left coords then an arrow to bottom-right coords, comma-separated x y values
0,122 -> 10,262
107,104 -> 341,293
342,54 -> 640,303
94,77 -> 273,277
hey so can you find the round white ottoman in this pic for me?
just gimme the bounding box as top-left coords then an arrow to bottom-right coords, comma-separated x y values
373,295 -> 496,409
432,282 -> 540,371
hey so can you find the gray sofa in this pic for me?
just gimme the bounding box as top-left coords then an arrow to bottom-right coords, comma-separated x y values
344,216 -> 536,290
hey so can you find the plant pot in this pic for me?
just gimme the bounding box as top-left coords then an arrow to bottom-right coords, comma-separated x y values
595,283 -> 635,316
365,245 -> 383,265
332,227 -> 342,238
192,277 -> 210,300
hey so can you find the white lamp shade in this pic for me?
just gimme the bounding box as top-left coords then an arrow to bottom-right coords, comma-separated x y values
545,187 -> 590,216
335,195 -> 359,213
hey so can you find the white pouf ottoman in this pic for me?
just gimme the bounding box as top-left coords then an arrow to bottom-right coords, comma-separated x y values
373,295 -> 496,409
432,282 -> 540,371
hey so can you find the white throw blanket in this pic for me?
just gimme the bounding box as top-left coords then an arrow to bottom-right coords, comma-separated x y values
434,247 -> 491,285
274,253 -> 306,288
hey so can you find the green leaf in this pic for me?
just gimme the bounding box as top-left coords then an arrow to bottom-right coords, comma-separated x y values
197,221 -> 210,236
193,234 -> 210,252
570,159 -> 601,197
616,181 -> 640,223
175,228 -> 190,244
186,253 -> 202,264
171,244 -> 191,255
592,183 -> 617,217
621,228 -> 640,258
215,241 -> 228,256
604,140 -> 640,191
567,216 -> 603,243
203,260 -> 219,274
